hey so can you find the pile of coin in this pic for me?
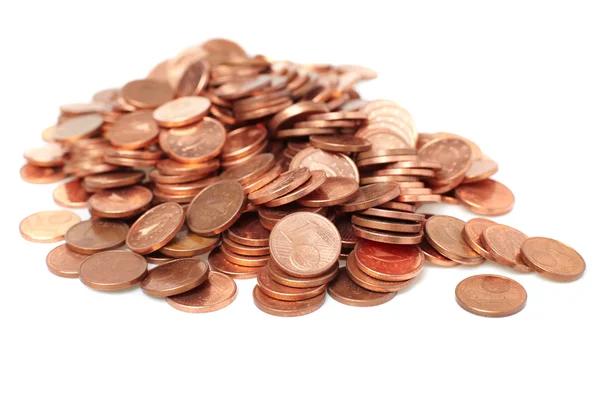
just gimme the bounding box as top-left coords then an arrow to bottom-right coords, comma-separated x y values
19,38 -> 585,318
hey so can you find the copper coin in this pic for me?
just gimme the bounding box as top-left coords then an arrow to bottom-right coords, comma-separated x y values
346,251 -> 412,292
308,134 -> 371,153
248,167 -> 311,205
220,153 -> 276,184
356,147 -> 417,161
253,285 -> 325,317
463,218 -> 497,259
222,234 -> 269,256
351,215 -> 422,233
158,227 -> 219,258
46,244 -> 90,278
104,155 -> 158,168
20,164 -> 65,184
121,79 -> 174,109
352,225 -> 423,245
243,164 -> 284,195
267,259 -> 339,288
145,252 -> 174,265
214,74 -> 271,100
268,101 -> 329,132
53,114 -> 104,143
156,158 -> 220,177
141,258 -> 209,297
289,147 -> 359,182
221,245 -> 269,267
176,59 -> 211,97
454,179 -> 515,216
79,250 -> 148,291
23,144 -> 66,167
264,170 -> 327,207
187,180 -> 245,235
398,194 -> 442,203
297,177 -> 358,207
379,201 -> 416,213
20,210 -> 81,243
106,111 -> 159,149
152,189 -> 195,204
126,203 -> 185,255
360,175 -> 419,185
221,140 -> 269,169
88,185 -> 153,218
257,267 -> 326,302
222,125 -> 267,159
154,176 -> 219,195
360,207 -> 425,222
306,110 -> 367,121
455,274 -> 527,317
227,213 -> 271,247
419,239 -> 459,267
355,155 -> 419,168
328,267 -> 396,307
276,127 -> 338,138
418,137 -> 472,184
355,239 -> 424,281
340,183 -> 400,212
85,171 -> 145,190
463,158 -> 499,184
166,271 -> 237,313
153,96 -> 211,128
424,216 -> 484,265
270,212 -> 341,278
482,224 -> 531,272
336,214 -> 357,248
208,247 -> 262,279
258,204 -> 326,230
159,117 -> 226,163
53,179 -> 90,208
65,219 -> 128,254
149,169 -> 211,184
521,237 -> 585,281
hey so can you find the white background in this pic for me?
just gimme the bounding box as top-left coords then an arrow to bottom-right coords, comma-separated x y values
1,1 -> 598,399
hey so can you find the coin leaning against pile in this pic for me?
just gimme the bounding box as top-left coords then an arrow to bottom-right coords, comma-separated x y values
19,38 -> 585,317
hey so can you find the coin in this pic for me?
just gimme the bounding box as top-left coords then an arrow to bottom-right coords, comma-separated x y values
153,96 -> 211,128
360,207 -> 425,222
355,239 -> 424,281
159,117 -> 226,163
53,179 -> 90,208
227,213 -> 271,247
378,201 -> 416,213
159,227 -> 220,257
156,158 -> 220,176
257,267 -> 326,301
328,267 -> 396,307
220,153 -> 275,184
308,134 -> 371,152
121,79 -> 174,109
267,259 -> 339,288
166,271 -> 237,313
398,194 -> 441,203
265,170 -> 327,207
208,247 -> 262,279
88,185 -> 153,218
270,212 -> 341,278
346,251 -> 412,292
187,180 -> 245,235
353,225 -> 423,245
53,114 -> 104,143
222,125 -> 267,160
454,179 -> 515,216
482,224 -> 531,272
106,111 -> 159,149
214,74 -> 271,100
222,234 -> 269,256
126,203 -> 185,254
297,177 -> 358,207
258,204 -> 326,230
289,147 -> 359,182
455,274 -> 527,317
424,216 -> 484,265
252,285 -> 326,317
145,252 -> 174,265
140,258 -> 209,297
269,101 -> 329,133
463,158 -> 499,184
23,144 -> 66,167
20,210 -> 81,243
65,219 -> 128,254
351,215 -> 422,233
340,183 -> 401,212
336,214 -> 357,248
46,244 -> 90,278
419,239 -> 459,267
248,167 -> 311,205
79,250 -> 148,291
463,218 -> 496,259
20,164 -> 65,184
520,237 -> 585,281
221,245 -> 270,267
356,147 -> 417,161
149,169 -> 211,184
418,137 -> 472,185
84,171 -> 145,190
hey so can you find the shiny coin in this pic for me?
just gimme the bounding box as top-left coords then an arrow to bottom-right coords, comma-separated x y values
340,183 -> 400,212
187,180 -> 245,235
520,237 -> 585,281
88,185 -> 153,218
297,177 -> 358,207
153,96 -> 211,128
257,267 -> 326,301
141,258 -> 209,297
253,285 -> 326,317
79,250 -> 148,291
425,216 -> 484,265
355,239 -> 424,281
166,271 -> 237,313
53,179 -> 90,208
482,224 -> 531,272
159,227 -> 220,258
20,210 -> 81,243
454,179 -> 515,216
327,267 -> 396,307
208,247 -> 262,279
46,244 -> 90,278
346,251 -> 412,292
456,274 -> 527,317
65,219 -> 128,254
127,202 -> 185,255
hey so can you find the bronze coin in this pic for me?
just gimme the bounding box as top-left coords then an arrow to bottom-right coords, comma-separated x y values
264,170 -> 327,207
46,244 -> 90,278
346,251 -> 412,292
335,214 -> 357,248
121,79 -> 174,109
248,167 -> 311,205
309,134 -> 371,153
222,234 -> 270,256
187,180 -> 246,235
79,250 -> 148,291
20,210 -> 81,243
23,144 -> 66,167
166,271 -> 237,313
53,179 -> 90,208
208,247 -> 262,279
243,164 -> 284,195
463,158 -> 499,184
149,168 -> 212,184
65,219 -> 128,254
154,176 -> 220,195
418,137 -> 472,185
419,239 -> 459,267
454,179 -> 515,216
269,101 -> 329,132
289,147 -> 359,182
297,177 -> 358,207
221,125 -> 267,160
140,258 -> 209,297
520,237 -> 585,281
227,213 -> 271,247
482,224 -> 531,272
221,140 -> 269,169
84,171 -> 145,190
267,259 -> 339,288
176,59 -> 210,97
153,96 -> 211,128
352,225 -> 423,245
355,239 -> 424,281
53,114 -> 104,143
463,218 -> 497,259
455,274 -> 527,317
351,215 -> 422,233
20,164 -> 66,184
126,203 -> 185,255
106,111 -> 159,149
152,188 -> 196,204
360,207 -> 425,222
270,212 -> 341,278
257,267 -> 326,302
221,245 -> 270,267
159,117 -> 226,163
88,185 -> 153,218
156,158 -> 220,176
252,285 -> 326,317
424,216 -> 485,265
328,267 -> 396,307
220,153 -> 275,184
159,227 -> 220,258
378,201 -> 416,213
340,183 -> 401,212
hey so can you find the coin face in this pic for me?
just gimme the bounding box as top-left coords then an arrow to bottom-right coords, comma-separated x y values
482,224 -> 531,272
418,137 -> 472,184
454,179 -> 515,216
106,111 -> 159,149
127,203 -> 185,254
121,79 -> 174,109
455,274 -> 527,317
462,218 -> 496,259
88,185 -> 153,218
166,271 -> 237,313
79,251 -> 148,291
187,180 -> 245,235
521,237 -> 585,281
141,258 -> 209,297
159,118 -> 226,163
297,177 -> 359,207
340,183 -> 400,212
65,219 -> 128,254
20,210 -> 81,243
53,114 -> 104,143
222,126 -> 267,159
220,153 -> 275,184
257,267 -> 326,302
355,239 -> 424,281
289,147 -> 359,182
425,215 -> 484,265
20,164 -> 66,184
153,96 -> 211,128
46,244 -> 90,278
159,227 -> 220,258
270,212 -> 341,278
248,167 -> 310,205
